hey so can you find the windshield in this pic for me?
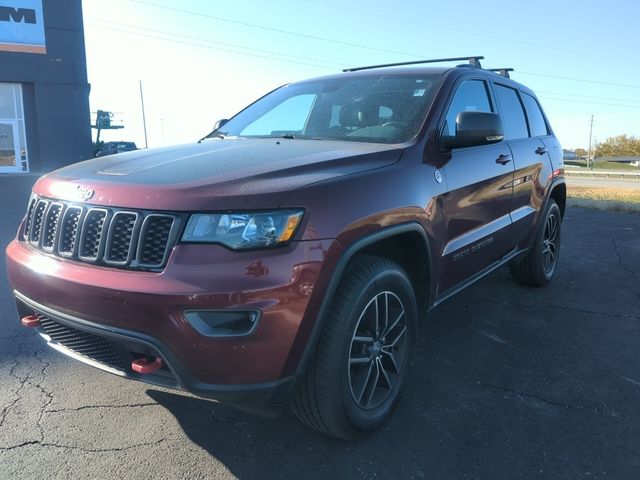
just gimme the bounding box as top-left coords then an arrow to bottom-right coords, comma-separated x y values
215,74 -> 442,144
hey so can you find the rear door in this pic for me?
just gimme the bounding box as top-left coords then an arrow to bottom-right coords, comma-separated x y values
438,78 -> 515,296
492,84 -> 554,248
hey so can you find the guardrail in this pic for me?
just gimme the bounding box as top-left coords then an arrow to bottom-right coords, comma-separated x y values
564,168 -> 640,180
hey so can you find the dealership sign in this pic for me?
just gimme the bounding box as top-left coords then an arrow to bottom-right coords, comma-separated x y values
0,1 -> 46,54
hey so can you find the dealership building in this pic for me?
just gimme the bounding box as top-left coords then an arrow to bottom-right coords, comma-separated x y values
0,0 -> 92,174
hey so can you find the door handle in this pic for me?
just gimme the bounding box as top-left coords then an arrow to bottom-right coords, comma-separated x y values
496,154 -> 512,165
535,146 -> 548,155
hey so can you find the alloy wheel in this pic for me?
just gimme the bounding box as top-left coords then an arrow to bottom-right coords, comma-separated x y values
348,291 -> 407,409
542,211 -> 559,276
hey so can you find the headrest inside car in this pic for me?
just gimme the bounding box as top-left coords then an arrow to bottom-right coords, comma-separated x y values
339,101 -> 378,129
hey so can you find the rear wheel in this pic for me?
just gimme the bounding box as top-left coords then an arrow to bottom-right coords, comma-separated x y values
291,255 -> 418,439
510,199 -> 562,287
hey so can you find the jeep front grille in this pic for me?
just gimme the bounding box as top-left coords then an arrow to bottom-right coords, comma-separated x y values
139,215 -> 175,265
22,196 -> 182,271
106,212 -> 138,264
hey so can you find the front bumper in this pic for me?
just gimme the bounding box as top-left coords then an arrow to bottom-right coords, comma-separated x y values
6,238 -> 331,415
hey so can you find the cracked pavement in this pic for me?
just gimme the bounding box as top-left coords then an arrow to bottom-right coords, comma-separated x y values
1,175 -> 639,479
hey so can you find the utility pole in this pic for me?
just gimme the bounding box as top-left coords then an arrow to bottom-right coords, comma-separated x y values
139,80 -> 149,149
587,114 -> 594,169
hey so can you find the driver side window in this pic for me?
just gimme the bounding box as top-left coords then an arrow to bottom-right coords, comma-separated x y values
443,80 -> 493,137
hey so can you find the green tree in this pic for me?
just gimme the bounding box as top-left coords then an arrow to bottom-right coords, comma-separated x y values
574,148 -> 587,157
594,134 -> 640,157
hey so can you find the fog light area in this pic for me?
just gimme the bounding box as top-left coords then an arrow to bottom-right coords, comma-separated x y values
184,310 -> 260,337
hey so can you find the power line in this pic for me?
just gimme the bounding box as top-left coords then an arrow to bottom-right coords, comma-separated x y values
86,23 -> 336,70
90,10 -> 640,101
131,0 -> 425,59
519,71 -> 640,90
301,0 -> 591,56
87,17 -> 345,68
536,90 -> 640,104
131,1 -> 639,93
538,95 -> 640,110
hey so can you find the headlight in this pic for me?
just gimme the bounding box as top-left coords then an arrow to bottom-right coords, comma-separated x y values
182,210 -> 304,250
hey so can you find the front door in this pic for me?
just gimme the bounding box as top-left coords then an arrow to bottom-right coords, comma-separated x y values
437,78 -> 515,296
0,121 -> 20,173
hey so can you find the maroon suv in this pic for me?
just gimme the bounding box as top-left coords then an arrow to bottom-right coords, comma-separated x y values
6,56 -> 565,439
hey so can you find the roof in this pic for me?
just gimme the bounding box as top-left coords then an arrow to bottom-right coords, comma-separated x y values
290,56 -> 536,97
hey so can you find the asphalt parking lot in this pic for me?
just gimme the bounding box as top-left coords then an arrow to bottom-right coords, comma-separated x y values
0,174 -> 639,479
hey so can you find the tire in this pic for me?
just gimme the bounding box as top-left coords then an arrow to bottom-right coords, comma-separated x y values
291,255 -> 418,439
510,199 -> 562,287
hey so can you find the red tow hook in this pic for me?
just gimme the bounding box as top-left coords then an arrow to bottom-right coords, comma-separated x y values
131,356 -> 163,374
21,314 -> 41,328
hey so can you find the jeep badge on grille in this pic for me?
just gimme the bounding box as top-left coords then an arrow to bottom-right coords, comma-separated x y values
76,185 -> 94,201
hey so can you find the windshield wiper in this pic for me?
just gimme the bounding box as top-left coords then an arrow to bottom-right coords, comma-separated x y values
281,133 -> 295,139
198,132 -> 226,143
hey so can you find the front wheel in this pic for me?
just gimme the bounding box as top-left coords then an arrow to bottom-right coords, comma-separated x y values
510,199 -> 562,287
291,255 -> 418,439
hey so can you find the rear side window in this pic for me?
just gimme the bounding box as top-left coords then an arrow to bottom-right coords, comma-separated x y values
443,80 -> 493,137
521,93 -> 549,137
494,85 -> 528,140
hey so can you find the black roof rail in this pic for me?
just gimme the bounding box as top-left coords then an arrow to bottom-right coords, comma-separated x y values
488,68 -> 514,79
343,56 -> 484,72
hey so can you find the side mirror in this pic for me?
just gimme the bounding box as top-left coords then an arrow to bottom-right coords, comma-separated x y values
213,118 -> 229,131
442,111 -> 504,150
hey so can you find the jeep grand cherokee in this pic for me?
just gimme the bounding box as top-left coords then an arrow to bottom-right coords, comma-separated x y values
6,56 -> 565,439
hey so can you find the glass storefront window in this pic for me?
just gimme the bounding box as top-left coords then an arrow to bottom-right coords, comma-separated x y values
0,83 -> 28,173
0,84 -> 16,118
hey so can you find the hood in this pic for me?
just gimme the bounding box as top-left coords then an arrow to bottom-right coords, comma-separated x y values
33,138 -> 403,211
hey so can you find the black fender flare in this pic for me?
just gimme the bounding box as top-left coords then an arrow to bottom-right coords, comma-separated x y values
287,222 -> 434,388
544,175 -> 567,217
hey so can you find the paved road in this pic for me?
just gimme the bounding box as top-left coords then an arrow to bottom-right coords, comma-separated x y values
1,174 -> 639,479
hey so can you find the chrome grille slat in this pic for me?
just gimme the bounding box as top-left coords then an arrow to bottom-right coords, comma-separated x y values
22,196 -> 179,271
58,206 -> 83,257
23,197 -> 37,240
78,208 -> 109,261
42,203 -> 63,252
137,215 -> 175,268
29,200 -> 49,246
105,212 -> 139,265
